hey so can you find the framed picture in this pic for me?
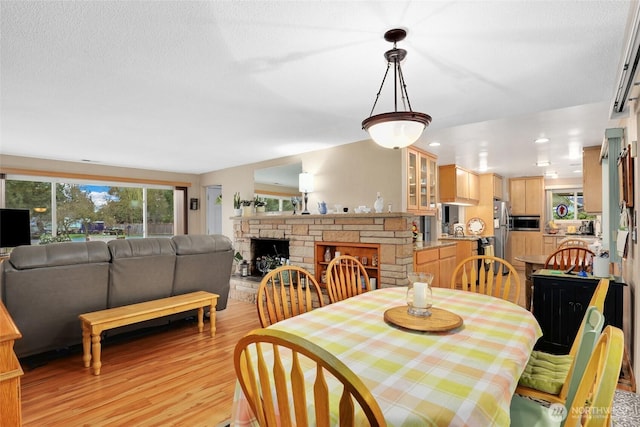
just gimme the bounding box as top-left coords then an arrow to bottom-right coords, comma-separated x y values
618,144 -> 634,208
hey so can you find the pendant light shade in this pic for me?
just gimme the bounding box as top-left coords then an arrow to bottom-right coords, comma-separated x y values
362,28 -> 431,149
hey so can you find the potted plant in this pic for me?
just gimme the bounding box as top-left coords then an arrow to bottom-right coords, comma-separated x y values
254,196 -> 267,213
233,192 -> 242,216
240,199 -> 253,217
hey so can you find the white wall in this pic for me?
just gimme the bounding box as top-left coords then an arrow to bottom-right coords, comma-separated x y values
199,140 -> 406,238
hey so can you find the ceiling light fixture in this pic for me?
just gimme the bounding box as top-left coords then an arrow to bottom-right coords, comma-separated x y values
534,137 -> 550,144
362,28 -> 431,150
536,161 -> 551,167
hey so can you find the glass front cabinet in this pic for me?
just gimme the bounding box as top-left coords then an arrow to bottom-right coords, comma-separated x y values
407,147 -> 437,214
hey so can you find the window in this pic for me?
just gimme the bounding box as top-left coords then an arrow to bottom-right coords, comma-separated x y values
548,189 -> 597,221
256,193 -> 296,212
3,176 -> 177,243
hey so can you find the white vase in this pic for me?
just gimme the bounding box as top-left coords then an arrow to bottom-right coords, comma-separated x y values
374,192 -> 384,213
233,208 -> 243,216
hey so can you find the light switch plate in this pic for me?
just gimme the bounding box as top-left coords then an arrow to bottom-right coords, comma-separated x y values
631,140 -> 637,158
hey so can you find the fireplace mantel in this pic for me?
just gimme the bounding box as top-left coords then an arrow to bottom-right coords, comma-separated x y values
232,212 -> 419,289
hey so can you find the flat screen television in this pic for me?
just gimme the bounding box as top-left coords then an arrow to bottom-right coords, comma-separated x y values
0,208 -> 32,248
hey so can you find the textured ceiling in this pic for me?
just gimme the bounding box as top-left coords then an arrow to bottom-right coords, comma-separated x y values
0,1 -> 635,178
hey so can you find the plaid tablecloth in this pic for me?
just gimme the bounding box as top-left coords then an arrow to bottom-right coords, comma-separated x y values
232,287 -> 542,426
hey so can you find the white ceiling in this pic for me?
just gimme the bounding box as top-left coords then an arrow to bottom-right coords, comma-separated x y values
0,1 -> 636,179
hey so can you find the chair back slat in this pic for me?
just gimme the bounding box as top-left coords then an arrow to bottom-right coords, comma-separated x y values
234,329 -> 387,427
544,247 -> 595,273
326,255 -> 371,304
564,326 -> 624,427
450,255 -> 520,305
257,266 -> 324,327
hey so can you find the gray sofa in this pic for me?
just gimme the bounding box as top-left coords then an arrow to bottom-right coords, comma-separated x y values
0,234 -> 233,358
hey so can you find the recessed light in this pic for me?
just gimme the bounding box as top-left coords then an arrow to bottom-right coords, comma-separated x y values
428,142 -> 440,147
536,161 -> 551,167
573,169 -> 581,173
535,137 -> 550,144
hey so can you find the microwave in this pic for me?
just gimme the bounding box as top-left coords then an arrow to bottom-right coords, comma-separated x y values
510,216 -> 541,231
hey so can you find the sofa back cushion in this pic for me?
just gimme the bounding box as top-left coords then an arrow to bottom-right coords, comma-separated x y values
172,234 -> 233,309
2,241 -> 111,357
107,238 -> 176,308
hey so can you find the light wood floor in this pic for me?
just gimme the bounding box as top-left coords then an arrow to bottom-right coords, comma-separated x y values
20,299 -> 261,427
19,277 -> 528,426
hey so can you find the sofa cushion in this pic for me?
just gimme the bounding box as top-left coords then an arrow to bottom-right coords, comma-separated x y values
172,235 -> 233,310
2,242 -> 110,357
107,238 -> 176,308
9,241 -> 110,270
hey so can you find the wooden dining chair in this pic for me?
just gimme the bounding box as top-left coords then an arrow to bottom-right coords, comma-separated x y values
544,247 -> 596,273
256,265 -> 324,328
510,325 -> 624,427
449,255 -> 520,305
515,306 -> 604,406
234,328 -> 387,427
325,255 -> 371,304
557,237 -> 590,249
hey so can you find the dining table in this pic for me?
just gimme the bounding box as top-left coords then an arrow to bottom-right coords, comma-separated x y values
514,254 -> 548,311
231,286 -> 542,426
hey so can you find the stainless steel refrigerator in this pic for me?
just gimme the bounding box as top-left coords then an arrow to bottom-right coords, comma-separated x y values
493,201 -> 510,260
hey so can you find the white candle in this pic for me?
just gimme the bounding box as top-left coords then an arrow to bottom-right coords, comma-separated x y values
413,282 -> 428,308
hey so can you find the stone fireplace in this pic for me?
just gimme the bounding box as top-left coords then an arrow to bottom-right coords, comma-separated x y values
230,212 -> 419,302
250,237 -> 290,277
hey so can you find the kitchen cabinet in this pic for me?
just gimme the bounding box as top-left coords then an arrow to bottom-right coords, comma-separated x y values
315,242 -> 379,287
509,176 -> 543,215
493,174 -> 504,200
407,147 -> 437,214
465,173 -> 504,236
583,146 -> 602,213
542,235 -> 557,254
509,231 -> 542,270
531,270 -> 624,354
413,244 -> 457,288
437,238 -> 479,285
438,165 -> 479,205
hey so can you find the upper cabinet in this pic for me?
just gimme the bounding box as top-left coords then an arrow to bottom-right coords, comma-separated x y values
438,165 -> 479,205
492,174 -> 504,201
509,176 -> 544,215
407,147 -> 437,214
582,146 -> 602,213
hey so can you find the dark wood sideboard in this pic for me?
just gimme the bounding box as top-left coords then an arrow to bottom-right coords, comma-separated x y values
531,269 -> 624,355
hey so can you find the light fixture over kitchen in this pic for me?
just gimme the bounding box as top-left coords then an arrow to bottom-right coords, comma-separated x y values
362,28 -> 431,150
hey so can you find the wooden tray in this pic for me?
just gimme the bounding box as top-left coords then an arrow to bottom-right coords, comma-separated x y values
384,306 -> 463,332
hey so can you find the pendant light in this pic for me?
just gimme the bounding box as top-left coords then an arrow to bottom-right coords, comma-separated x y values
362,28 -> 431,149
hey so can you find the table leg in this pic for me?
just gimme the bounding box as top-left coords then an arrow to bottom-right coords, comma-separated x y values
525,263 -> 533,311
197,307 -> 204,333
91,332 -> 102,375
209,299 -> 216,337
81,322 -> 91,368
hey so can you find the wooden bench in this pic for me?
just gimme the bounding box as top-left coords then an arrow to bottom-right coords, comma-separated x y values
79,291 -> 218,375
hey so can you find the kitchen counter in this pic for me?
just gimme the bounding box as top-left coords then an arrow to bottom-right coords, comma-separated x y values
438,235 -> 484,241
414,240 -> 456,251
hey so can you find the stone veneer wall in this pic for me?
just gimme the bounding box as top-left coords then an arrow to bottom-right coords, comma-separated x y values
230,212 -> 419,301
